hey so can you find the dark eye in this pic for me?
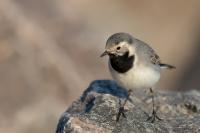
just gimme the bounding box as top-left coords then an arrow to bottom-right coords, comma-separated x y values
116,47 -> 121,50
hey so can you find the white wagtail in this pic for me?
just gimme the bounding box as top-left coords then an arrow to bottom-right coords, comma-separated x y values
101,32 -> 175,122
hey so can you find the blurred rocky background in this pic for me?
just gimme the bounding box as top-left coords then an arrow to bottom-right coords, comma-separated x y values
0,0 -> 199,133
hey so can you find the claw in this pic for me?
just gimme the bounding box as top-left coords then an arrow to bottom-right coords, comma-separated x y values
146,110 -> 162,123
116,89 -> 132,122
116,107 -> 127,122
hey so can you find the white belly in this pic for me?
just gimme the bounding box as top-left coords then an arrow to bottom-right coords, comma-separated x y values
109,62 -> 160,90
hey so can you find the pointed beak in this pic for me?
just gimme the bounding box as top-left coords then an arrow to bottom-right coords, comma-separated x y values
100,51 -> 108,57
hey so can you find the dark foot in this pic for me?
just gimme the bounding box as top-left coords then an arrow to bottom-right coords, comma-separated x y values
146,110 -> 162,123
116,106 -> 127,122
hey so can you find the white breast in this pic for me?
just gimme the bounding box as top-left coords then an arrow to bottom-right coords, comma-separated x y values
109,61 -> 160,91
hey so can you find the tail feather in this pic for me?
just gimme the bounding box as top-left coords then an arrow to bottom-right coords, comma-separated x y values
159,63 -> 176,69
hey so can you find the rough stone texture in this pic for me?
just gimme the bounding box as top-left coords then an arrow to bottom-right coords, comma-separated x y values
56,80 -> 200,133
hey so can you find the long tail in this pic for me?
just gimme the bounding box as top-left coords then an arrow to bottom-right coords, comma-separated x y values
159,63 -> 176,69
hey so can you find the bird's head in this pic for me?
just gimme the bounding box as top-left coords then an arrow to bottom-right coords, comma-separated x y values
100,32 -> 135,58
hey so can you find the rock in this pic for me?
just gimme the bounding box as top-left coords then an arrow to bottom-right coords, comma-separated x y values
56,80 -> 200,133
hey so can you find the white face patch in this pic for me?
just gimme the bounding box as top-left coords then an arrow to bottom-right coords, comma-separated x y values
106,41 -> 136,57
127,45 -> 135,57
118,42 -> 135,57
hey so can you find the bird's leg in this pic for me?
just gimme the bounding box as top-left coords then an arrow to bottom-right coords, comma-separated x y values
116,89 -> 132,122
146,88 -> 162,123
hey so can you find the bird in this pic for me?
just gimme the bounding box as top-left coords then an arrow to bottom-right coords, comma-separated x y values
100,32 -> 175,122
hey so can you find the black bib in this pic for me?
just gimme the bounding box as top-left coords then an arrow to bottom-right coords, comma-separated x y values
110,52 -> 134,73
